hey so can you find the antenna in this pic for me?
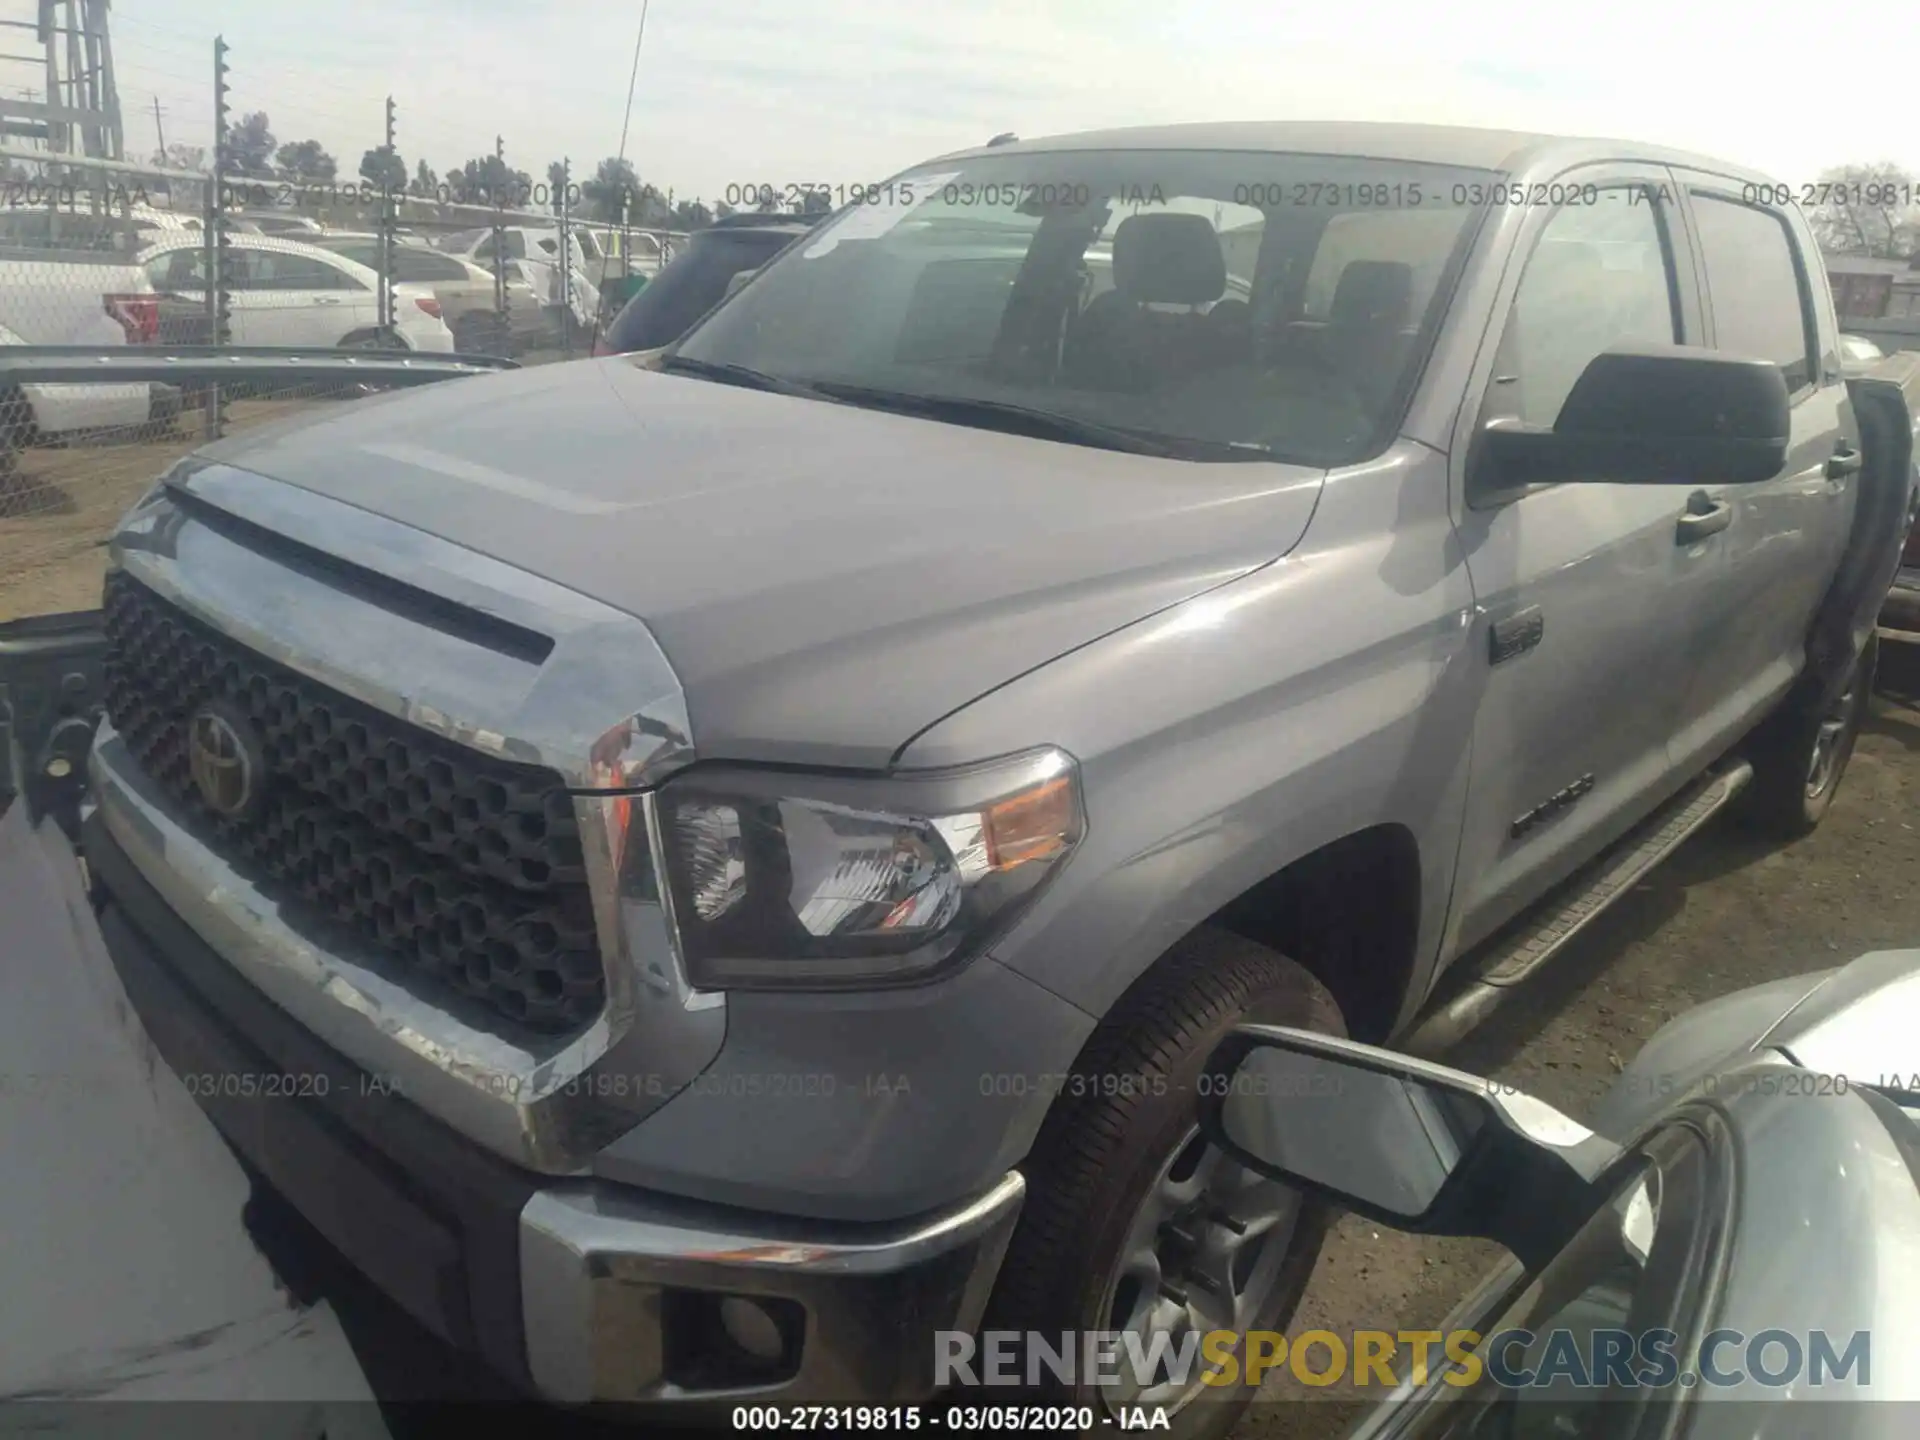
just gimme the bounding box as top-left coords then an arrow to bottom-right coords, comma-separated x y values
588,0 -> 650,354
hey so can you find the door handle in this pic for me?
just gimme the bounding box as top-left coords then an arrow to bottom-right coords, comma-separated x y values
1826,444 -> 1863,480
313,296 -> 342,305
1676,490 -> 1732,544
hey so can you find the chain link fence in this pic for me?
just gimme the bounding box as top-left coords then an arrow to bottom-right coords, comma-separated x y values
0,42 -> 692,625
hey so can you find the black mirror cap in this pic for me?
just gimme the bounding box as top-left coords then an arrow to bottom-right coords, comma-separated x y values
1482,344 -> 1793,490
1562,344 -> 1790,447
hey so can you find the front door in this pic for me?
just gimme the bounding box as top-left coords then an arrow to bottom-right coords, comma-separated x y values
1448,169 -> 1709,954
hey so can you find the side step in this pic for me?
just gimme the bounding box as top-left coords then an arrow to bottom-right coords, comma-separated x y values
1401,760 -> 1754,1059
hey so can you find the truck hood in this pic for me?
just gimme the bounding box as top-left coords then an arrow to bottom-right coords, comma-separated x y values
198,359 -> 1326,766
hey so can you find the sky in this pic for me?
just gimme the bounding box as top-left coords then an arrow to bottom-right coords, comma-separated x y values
8,0 -> 1913,204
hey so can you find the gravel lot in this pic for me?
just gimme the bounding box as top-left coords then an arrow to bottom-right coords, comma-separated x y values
6,411 -> 1916,1434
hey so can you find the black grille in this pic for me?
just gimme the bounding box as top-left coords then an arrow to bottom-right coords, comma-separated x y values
101,572 -> 605,1033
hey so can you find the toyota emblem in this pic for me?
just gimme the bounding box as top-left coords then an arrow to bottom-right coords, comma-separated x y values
188,703 -> 265,818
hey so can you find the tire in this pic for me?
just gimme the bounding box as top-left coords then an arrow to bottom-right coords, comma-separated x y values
982,928 -> 1346,1440
1738,634 -> 1876,838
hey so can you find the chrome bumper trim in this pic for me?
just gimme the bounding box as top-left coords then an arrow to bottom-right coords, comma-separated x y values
112,461 -> 694,789
90,727 -> 725,1172
519,1172 -> 1026,1404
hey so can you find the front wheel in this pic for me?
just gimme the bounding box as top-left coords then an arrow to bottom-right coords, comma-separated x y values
982,929 -> 1345,1440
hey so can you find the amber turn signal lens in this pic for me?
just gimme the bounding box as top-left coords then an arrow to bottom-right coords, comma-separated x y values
983,776 -> 1076,871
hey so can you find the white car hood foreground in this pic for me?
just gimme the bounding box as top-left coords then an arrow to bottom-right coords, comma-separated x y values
1596,945 -> 1920,1140
1761,945 -> 1920,1079
0,806 -> 388,1435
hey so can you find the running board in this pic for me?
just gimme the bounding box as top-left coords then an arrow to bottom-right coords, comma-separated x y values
1402,760 -> 1754,1059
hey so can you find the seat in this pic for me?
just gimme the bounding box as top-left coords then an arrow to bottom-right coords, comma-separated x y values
1063,212 -> 1227,391
1319,260 -> 1414,411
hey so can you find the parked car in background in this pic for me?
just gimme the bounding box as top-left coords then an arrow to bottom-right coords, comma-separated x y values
137,233 -> 453,352
594,212 -> 816,355
128,204 -> 202,245
237,212 -> 330,237
0,235 -> 178,476
1202,947 -> 1920,1438
303,232 -> 541,354
432,224 -> 597,334
1841,332 -> 1886,368
1882,502 -> 1920,636
574,225 -> 667,314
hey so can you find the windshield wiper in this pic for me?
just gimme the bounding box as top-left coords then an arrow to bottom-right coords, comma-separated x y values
807,384 -> 1285,461
658,354 -> 829,401
805,384 -> 1189,457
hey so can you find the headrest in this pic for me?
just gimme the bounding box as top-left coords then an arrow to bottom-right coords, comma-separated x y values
1113,213 -> 1226,306
1330,260 -> 1413,327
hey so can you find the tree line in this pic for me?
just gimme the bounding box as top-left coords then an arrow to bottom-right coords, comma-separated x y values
180,111 -> 745,232
1805,163 -> 1920,259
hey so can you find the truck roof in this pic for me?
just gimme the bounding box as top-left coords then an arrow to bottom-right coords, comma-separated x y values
931,120 -> 1775,185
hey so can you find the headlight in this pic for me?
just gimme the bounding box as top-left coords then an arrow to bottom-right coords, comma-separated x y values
656,747 -> 1083,990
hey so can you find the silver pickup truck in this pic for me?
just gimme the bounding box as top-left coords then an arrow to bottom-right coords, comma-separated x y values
0,121 -> 1913,1437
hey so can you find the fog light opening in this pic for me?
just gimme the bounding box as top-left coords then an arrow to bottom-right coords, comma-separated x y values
719,1295 -> 786,1363
662,1290 -> 805,1390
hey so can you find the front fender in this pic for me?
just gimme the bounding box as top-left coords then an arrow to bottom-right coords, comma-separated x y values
900,443 -> 1479,1026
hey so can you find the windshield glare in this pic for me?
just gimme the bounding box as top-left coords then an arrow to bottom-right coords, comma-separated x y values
674,150 -> 1491,464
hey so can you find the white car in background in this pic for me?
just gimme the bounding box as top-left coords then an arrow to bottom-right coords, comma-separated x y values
0,236 -> 178,472
433,225 -> 598,333
136,233 -> 454,352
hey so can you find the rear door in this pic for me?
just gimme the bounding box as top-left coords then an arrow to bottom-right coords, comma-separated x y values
1448,169 -> 1708,953
244,250 -> 375,346
1662,175 -> 1858,775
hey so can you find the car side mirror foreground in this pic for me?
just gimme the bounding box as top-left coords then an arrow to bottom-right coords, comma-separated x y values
1479,344 -> 1791,490
1199,1027 -> 1621,1268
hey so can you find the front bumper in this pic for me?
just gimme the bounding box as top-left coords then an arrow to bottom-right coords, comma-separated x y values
83,810 -> 1025,1406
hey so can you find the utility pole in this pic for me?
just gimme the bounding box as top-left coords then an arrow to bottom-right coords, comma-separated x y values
151,94 -> 165,157
377,94 -> 396,334
206,35 -> 231,441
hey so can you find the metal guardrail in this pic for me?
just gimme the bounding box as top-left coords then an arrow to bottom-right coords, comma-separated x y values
0,345 -> 520,386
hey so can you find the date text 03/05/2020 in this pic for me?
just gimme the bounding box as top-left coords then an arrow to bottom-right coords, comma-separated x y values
730,1406 -> 1171,1432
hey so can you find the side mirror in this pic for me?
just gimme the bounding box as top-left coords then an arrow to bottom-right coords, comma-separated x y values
722,267 -> 760,300
1199,1027 -> 1620,1267
1479,344 -> 1791,490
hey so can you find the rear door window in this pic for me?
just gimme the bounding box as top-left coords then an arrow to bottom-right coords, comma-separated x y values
393,249 -> 467,283
1690,194 -> 1818,393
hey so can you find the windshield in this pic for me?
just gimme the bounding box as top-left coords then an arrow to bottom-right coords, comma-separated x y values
673,149 -> 1490,464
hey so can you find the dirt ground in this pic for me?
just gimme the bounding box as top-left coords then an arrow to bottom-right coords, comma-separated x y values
0,395 -> 329,622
